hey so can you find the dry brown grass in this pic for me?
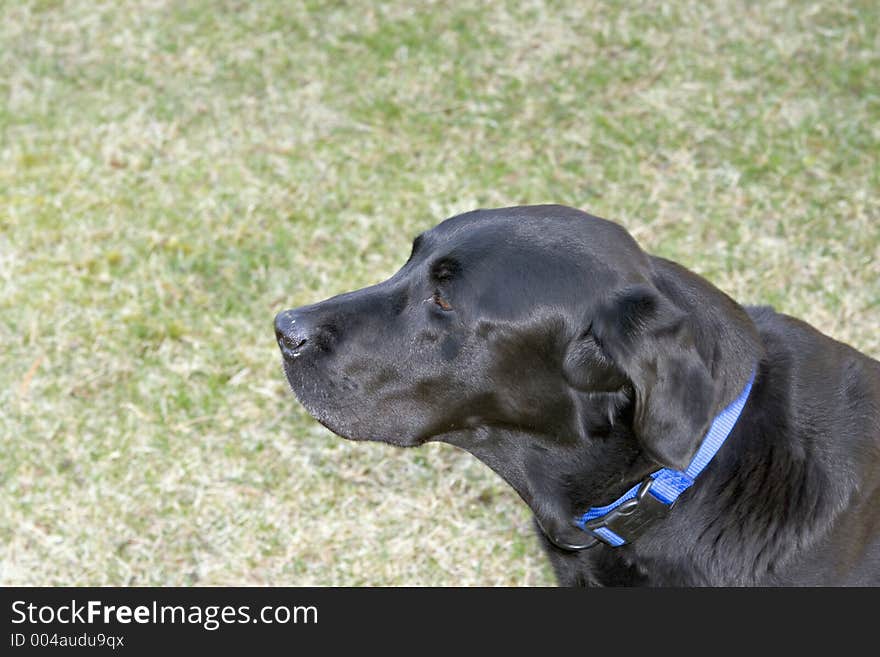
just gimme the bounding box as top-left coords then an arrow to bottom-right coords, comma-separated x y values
1,0 -> 877,585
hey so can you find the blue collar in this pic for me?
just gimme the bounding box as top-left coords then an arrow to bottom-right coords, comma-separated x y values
575,369 -> 756,548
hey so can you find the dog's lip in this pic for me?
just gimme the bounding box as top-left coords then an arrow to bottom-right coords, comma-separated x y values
278,351 -> 432,448
308,408 -> 431,448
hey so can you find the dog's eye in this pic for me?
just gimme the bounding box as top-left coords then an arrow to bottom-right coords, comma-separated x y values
431,258 -> 459,282
432,290 -> 453,311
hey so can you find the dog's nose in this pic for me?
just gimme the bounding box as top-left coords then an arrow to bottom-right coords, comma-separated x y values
275,309 -> 311,359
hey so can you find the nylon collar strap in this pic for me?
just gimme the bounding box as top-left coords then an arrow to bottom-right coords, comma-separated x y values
575,369 -> 757,548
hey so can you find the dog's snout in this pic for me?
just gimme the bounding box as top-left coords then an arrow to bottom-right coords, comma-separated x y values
275,310 -> 311,359
275,307 -> 341,360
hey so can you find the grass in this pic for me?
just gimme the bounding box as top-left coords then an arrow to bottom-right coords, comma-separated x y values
1,0 -> 877,585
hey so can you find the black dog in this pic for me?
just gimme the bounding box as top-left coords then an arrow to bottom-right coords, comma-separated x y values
275,205 -> 880,586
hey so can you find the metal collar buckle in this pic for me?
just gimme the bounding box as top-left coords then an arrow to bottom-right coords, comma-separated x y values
584,477 -> 673,546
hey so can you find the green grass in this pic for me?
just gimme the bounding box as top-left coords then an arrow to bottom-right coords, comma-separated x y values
1,0 -> 877,585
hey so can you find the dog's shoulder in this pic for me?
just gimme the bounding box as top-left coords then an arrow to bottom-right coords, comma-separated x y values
744,303 -> 880,452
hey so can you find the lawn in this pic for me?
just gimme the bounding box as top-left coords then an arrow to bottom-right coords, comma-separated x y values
1,0 -> 877,585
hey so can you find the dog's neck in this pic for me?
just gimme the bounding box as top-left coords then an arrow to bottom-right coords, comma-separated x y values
553,352 -> 857,586
447,348 -> 853,586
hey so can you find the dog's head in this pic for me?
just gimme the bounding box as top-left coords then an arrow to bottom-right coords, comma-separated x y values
276,205 -> 761,548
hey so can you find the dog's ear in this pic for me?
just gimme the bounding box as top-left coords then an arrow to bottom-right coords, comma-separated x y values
591,284 -> 716,470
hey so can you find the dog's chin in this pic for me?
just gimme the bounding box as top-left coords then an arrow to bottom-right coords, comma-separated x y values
281,361 -> 428,448
312,414 -> 428,448
311,414 -> 424,447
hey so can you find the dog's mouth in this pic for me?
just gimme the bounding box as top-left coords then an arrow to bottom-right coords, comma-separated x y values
279,351 -> 432,447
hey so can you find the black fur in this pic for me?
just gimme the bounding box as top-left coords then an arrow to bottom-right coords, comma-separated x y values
275,205 -> 880,586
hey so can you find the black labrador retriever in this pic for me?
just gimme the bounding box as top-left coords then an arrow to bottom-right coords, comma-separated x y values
275,204 -> 880,586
